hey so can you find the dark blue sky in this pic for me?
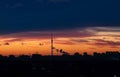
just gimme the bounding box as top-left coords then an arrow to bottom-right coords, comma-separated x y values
0,0 -> 120,34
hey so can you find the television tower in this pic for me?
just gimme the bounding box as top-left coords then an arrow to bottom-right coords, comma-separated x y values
51,33 -> 54,56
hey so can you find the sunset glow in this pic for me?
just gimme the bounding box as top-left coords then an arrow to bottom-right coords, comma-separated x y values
0,27 -> 119,56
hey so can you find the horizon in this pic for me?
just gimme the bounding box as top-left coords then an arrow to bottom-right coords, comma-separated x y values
0,50 -> 120,57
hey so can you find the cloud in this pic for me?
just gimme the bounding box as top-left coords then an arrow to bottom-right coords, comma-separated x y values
89,39 -> 120,47
4,42 -> 10,45
70,39 -> 89,43
0,27 -> 119,44
3,38 -> 23,42
0,0 -> 119,36
55,41 -> 75,45
81,27 -> 120,38
110,46 -> 120,49
0,29 -> 95,39
88,27 -> 120,32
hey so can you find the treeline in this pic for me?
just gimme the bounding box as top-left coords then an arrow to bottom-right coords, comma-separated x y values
0,51 -> 120,61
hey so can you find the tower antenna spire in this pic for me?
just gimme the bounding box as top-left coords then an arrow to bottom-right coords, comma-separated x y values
51,33 -> 54,56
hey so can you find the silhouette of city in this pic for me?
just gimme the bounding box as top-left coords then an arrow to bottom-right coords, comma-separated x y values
0,51 -> 120,77
0,34 -> 119,77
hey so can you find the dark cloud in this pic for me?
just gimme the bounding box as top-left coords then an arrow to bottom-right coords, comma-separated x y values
55,41 -> 75,45
4,38 -> 23,42
4,42 -> 10,45
87,27 -> 120,32
90,39 -> 120,47
0,0 -> 120,34
0,29 -> 95,39
71,39 -> 89,43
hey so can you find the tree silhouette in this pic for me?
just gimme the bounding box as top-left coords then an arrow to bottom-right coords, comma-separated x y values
74,52 -> 81,56
83,52 -> 88,56
4,42 -> 10,45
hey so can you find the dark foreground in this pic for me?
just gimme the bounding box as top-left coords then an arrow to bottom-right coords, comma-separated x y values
0,55 -> 120,77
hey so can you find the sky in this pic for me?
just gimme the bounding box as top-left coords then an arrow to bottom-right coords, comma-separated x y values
0,0 -> 120,56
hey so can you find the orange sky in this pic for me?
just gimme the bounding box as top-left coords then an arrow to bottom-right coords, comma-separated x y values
0,27 -> 120,56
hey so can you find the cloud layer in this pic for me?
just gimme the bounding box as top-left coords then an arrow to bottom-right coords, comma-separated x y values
0,0 -> 120,34
0,27 -> 119,48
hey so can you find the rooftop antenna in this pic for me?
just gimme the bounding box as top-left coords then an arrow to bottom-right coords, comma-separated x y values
51,33 -> 54,56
